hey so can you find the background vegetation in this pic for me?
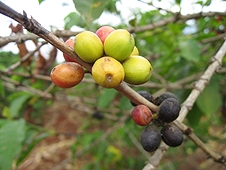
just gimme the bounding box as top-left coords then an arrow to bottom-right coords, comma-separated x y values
0,0 -> 226,169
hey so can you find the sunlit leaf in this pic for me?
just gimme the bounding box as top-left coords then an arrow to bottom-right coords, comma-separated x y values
2,106 -> 12,119
175,0 -> 181,4
196,0 -> 203,5
204,0 -> 211,6
72,0 -> 108,23
64,12 -> 86,30
38,0 -> 45,4
106,145 -> 122,162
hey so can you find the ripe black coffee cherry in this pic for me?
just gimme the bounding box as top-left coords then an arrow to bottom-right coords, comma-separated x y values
130,90 -> 153,106
140,124 -> 161,152
161,124 -> 183,147
157,98 -> 180,123
153,92 -> 178,106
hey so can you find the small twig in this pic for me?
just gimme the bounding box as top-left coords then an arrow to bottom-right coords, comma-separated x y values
0,70 -> 51,81
0,33 -> 39,47
1,75 -> 53,99
174,120 -> 226,164
201,32 -> 226,44
137,0 -> 176,15
152,72 -> 168,86
127,11 -> 226,33
124,126 -> 151,161
4,42 -> 46,72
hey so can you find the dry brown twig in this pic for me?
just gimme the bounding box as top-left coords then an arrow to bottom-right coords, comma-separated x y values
0,1 -> 226,169
4,41 -> 47,72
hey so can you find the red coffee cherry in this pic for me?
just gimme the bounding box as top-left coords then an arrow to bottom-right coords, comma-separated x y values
50,62 -> 84,88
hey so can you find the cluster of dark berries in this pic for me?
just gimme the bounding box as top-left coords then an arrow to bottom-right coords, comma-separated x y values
130,91 -> 184,152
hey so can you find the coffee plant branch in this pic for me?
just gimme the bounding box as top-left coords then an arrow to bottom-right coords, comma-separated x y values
0,74 -> 104,119
127,11 -> 226,33
174,120 -> 226,164
0,1 -> 92,72
142,40 -> 226,169
138,0 -> 176,15
201,32 -> 226,44
124,126 -> 151,160
0,1 -> 159,112
178,40 -> 226,122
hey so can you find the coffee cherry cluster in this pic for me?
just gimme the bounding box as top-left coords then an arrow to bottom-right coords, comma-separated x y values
50,26 -> 153,89
49,26 -> 182,153
130,91 -> 184,152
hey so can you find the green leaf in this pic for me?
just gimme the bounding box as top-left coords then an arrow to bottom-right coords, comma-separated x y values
178,38 -> 200,63
119,96 -> 132,110
64,12 -> 86,30
9,93 -> 33,118
16,131 -> 50,166
0,119 -> 26,170
38,0 -> 45,4
2,106 -> 12,119
186,104 -> 203,127
97,89 -> 118,108
129,18 -> 137,27
0,80 -> 5,98
72,0 -> 108,23
204,0 -> 211,6
196,76 -> 222,117
104,0 -> 120,14
175,0 -> 181,4
0,119 -> 10,128
196,0 -> 203,5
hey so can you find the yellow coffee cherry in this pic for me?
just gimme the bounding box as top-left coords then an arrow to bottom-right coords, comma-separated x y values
92,56 -> 125,88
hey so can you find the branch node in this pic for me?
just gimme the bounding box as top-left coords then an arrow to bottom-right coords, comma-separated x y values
173,12 -> 181,22
184,127 -> 193,135
211,56 -> 222,66
217,155 -> 226,164
22,10 -> 49,35
182,101 -> 194,111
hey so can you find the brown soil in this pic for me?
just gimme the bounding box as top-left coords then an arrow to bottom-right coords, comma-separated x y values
17,101 -> 226,170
